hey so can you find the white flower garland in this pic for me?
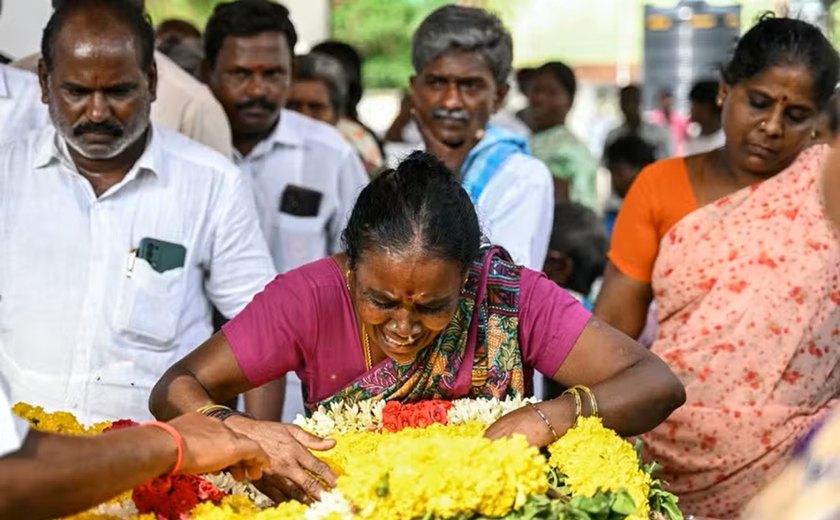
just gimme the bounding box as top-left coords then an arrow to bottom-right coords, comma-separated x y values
293,395 -> 538,436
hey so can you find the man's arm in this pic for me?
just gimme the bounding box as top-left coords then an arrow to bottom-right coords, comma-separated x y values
0,413 -> 267,520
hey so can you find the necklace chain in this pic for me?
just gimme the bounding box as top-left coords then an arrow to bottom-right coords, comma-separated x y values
345,266 -> 373,370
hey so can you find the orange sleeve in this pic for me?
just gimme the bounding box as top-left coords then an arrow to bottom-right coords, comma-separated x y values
608,158 -> 696,283
608,164 -> 661,283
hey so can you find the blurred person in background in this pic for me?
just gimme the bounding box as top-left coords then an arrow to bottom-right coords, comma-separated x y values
604,84 -> 673,159
684,79 -> 724,156
0,63 -> 49,142
648,87 -> 689,155
312,40 -> 384,174
204,0 -> 368,423
595,16 -> 840,517
528,61 -> 598,209
14,0 -> 233,157
514,67 -> 536,131
155,19 -> 204,79
288,53 -> 346,125
289,52 -> 383,175
601,134 -> 656,236
407,5 -> 553,270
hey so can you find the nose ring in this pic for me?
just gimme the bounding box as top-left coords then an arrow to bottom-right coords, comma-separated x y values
760,121 -> 767,128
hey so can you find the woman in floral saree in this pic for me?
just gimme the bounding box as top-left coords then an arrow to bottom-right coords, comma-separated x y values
150,152 -> 685,504
596,16 -> 840,518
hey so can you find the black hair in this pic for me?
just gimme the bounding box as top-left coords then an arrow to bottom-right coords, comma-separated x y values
689,79 -> 720,109
604,135 -> 656,170
342,151 -> 481,272
43,0 -> 155,72
204,0 -> 298,68
620,84 -> 641,97
312,40 -> 363,118
548,203 -> 607,295
534,61 -> 576,101
722,14 -> 839,109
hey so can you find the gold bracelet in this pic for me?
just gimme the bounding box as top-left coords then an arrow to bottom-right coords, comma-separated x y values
528,402 -> 558,441
196,404 -> 230,415
561,387 -> 582,420
572,385 -> 599,417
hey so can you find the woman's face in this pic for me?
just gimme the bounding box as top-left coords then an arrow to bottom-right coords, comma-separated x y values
721,65 -> 820,177
350,249 -> 464,364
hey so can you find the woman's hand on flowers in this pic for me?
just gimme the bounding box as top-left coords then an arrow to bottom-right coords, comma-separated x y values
167,412 -> 269,481
484,400 -> 572,448
224,416 -> 337,504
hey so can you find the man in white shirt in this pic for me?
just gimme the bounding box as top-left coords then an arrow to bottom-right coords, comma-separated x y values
0,0 -> 275,423
0,64 -> 48,143
604,84 -> 674,159
203,0 -> 368,422
408,5 -> 553,271
14,1 -> 234,158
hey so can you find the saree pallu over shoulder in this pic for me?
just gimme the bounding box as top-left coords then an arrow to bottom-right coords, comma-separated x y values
312,247 -> 525,410
643,145 -> 840,518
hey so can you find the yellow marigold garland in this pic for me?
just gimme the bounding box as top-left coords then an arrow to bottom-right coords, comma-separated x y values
324,422 -> 549,519
12,400 -> 678,520
548,416 -> 652,520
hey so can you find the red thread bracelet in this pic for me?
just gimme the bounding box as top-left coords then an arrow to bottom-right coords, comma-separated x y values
142,421 -> 184,476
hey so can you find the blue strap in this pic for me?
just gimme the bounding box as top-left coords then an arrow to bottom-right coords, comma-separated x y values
460,125 -> 529,203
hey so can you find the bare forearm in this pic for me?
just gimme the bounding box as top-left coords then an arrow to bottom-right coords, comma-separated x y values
150,368 -> 221,421
544,356 -> 684,437
244,378 -> 287,422
0,428 -> 175,519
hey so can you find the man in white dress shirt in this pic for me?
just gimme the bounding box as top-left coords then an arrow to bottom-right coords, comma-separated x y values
408,6 -> 553,271
0,64 -> 49,142
204,0 -> 368,423
0,0 -> 275,423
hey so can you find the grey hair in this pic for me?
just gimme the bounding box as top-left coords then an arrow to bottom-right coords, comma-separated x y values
293,52 -> 348,117
411,5 -> 512,86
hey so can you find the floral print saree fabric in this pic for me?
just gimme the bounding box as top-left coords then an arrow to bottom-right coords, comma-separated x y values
642,145 -> 840,518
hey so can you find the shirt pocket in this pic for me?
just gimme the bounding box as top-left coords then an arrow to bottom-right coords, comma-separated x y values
113,258 -> 186,348
270,212 -> 327,272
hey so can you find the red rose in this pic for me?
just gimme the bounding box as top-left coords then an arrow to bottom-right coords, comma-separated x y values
382,415 -> 401,432
196,479 -> 224,502
169,485 -> 198,515
382,401 -> 402,414
410,408 -> 433,428
428,405 -> 448,425
104,419 -> 140,432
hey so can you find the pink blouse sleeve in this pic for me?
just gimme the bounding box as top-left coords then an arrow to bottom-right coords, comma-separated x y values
221,272 -> 313,387
518,268 -> 592,377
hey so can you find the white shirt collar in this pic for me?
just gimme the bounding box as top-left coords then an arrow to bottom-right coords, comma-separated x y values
236,109 -> 303,161
32,124 -> 161,182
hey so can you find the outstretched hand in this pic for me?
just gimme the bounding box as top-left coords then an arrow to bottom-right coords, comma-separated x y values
167,412 -> 269,481
224,416 -> 337,504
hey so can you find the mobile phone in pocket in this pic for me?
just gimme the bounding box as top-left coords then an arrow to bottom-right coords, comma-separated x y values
137,237 -> 187,274
279,185 -> 323,217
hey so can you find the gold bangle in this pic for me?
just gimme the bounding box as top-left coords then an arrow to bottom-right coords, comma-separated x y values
562,387 -> 582,420
196,404 -> 231,416
572,385 -> 599,417
528,402 -> 558,441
